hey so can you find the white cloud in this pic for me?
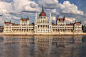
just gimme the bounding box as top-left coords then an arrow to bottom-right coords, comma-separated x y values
51,16 -> 76,24
84,21 -> 86,24
13,0 -> 40,12
4,13 -> 12,19
11,19 -> 15,22
38,0 -> 59,9
0,17 -> 3,25
0,0 -> 85,26
51,9 -> 57,13
59,16 -> 63,18
52,16 -> 56,21
9,10 -> 23,15
30,3 -> 36,8
0,1 -> 12,13
60,1 -> 84,15
51,9 -> 59,16
5,16 -> 11,19
0,1 -> 13,24
13,16 -> 20,19
66,17 -> 75,24
0,9 -> 3,16
4,19 -> 8,22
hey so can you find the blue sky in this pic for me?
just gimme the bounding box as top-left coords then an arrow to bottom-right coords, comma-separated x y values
0,0 -> 86,26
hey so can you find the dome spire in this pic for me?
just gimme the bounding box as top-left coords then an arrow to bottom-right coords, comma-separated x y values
39,6 -> 46,16
64,15 -> 65,18
42,6 -> 44,12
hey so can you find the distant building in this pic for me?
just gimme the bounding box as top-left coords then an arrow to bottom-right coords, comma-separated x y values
82,25 -> 86,32
0,26 -> 3,32
3,7 -> 83,34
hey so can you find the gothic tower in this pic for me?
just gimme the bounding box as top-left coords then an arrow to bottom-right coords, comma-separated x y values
34,12 -> 37,33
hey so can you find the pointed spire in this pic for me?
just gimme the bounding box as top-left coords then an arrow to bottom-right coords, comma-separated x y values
42,6 -> 44,12
27,16 -> 28,18
58,15 -> 59,18
49,12 -> 51,18
35,12 -> 37,19
21,16 -> 22,19
75,20 -> 76,23
49,11 -> 51,24
10,20 -> 11,23
35,12 -> 37,23
80,20 -> 81,23
64,15 -> 65,18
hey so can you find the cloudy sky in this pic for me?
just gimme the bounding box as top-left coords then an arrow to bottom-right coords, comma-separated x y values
0,0 -> 86,26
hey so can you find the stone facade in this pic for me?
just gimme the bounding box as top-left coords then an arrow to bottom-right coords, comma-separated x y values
0,26 -> 3,32
3,7 -> 83,35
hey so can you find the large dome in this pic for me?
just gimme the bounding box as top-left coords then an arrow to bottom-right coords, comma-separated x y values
39,12 -> 46,16
39,6 -> 46,16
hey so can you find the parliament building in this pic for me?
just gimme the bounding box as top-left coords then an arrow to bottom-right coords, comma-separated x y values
3,7 -> 83,35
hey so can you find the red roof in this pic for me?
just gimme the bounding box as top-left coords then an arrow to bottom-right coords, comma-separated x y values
75,23 -> 80,25
5,23 -> 10,25
22,19 -> 27,21
39,12 -> 46,16
56,18 -> 65,21
64,18 -> 65,20
57,18 -> 59,20
21,18 -> 29,21
66,24 -> 73,26
32,23 -> 34,25
52,23 -> 54,24
29,23 -> 35,25
52,23 -> 56,25
60,19 -> 63,21
5,22 -> 11,25
12,24 -> 19,25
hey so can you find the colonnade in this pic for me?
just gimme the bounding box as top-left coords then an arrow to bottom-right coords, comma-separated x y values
38,25 -> 49,28
53,29 -> 73,32
12,29 -> 33,33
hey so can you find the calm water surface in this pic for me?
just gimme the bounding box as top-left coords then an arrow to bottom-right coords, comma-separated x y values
0,35 -> 86,57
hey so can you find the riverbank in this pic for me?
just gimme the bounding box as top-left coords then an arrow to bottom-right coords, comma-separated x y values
1,32 -> 86,36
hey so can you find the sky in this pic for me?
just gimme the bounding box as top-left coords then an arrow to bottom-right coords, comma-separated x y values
0,0 -> 86,26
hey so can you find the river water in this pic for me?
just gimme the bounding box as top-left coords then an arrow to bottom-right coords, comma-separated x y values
0,35 -> 86,57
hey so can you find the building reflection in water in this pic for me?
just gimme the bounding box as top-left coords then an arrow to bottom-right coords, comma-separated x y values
3,35 -> 83,57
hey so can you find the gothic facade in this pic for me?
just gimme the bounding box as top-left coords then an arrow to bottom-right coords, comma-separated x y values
3,7 -> 83,35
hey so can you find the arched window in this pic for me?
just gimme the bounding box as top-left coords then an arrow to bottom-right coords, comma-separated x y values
46,25 -> 47,27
